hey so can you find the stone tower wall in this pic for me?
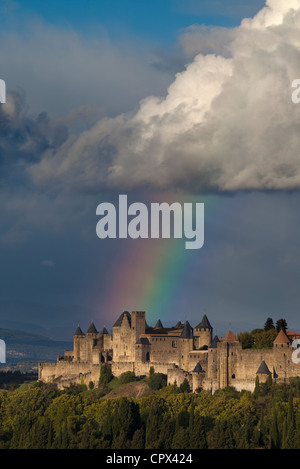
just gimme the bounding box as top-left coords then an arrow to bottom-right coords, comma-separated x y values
194,327 -> 212,349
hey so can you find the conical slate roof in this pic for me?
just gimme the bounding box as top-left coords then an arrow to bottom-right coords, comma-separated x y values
180,321 -> 193,339
174,321 -> 184,329
274,329 -> 290,344
145,322 -> 153,332
256,360 -> 271,375
154,319 -> 163,329
136,337 -> 151,345
101,327 -> 109,335
196,314 -> 212,329
209,335 -> 219,348
87,321 -> 98,334
193,362 -> 205,373
74,325 -> 85,336
113,311 -> 131,327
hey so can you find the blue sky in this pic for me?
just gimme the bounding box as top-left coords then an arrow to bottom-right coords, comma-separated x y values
1,0 -> 300,340
5,0 -> 266,40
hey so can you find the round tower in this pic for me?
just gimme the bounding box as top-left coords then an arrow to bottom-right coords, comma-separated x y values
86,321 -> 98,362
194,314 -> 213,349
179,321 -> 194,370
73,325 -> 85,362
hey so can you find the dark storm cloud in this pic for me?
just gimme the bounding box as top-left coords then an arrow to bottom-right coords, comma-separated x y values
0,91 -> 68,180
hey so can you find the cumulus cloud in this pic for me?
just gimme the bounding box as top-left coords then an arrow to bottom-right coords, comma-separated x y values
8,0 -> 300,193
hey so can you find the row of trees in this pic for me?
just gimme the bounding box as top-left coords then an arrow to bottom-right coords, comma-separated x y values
264,317 -> 288,332
238,317 -> 288,349
1,376 -> 300,449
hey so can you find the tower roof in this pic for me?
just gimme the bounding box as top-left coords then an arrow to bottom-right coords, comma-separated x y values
174,321 -> 184,329
136,337 -> 151,345
274,329 -> 291,344
223,330 -> 237,343
193,362 -> 205,373
74,325 -> 85,336
113,311 -> 131,327
87,321 -> 98,334
209,335 -> 219,348
256,360 -> 271,375
180,321 -> 193,339
101,327 -> 109,335
196,314 -> 212,329
154,319 -> 163,329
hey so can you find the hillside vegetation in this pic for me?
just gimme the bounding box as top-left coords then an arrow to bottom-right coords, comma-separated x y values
1,374 -> 300,449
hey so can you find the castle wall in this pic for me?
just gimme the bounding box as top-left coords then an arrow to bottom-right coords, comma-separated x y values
146,335 -> 180,365
113,315 -> 134,362
188,350 -> 208,372
39,361 -> 102,389
167,368 -> 193,389
194,328 -> 212,349
112,361 -> 176,378
179,338 -> 194,370
38,313 -> 300,394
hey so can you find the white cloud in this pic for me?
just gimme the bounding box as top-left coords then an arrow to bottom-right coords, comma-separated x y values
16,0 -> 300,192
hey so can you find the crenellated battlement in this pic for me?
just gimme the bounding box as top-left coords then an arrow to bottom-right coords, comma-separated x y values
38,313 -> 300,393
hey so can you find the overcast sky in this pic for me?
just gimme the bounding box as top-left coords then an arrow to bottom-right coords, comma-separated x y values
1,0 -> 300,340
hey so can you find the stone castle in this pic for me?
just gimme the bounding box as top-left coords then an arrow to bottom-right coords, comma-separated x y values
38,311 -> 300,393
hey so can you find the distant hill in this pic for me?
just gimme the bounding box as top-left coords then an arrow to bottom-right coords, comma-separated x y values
0,328 -> 72,364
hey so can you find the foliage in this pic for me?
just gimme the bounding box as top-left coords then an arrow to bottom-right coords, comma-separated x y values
147,372 -> 167,391
0,378 -> 300,449
238,332 -> 255,349
264,318 -> 275,331
99,365 -> 113,386
276,319 -> 288,333
118,371 -> 136,385
179,379 -> 191,393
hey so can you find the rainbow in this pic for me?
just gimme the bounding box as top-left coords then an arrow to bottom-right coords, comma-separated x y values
95,190 -> 219,329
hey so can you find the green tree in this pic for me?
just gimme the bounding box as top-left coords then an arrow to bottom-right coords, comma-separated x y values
148,372 -> 167,391
238,331 -> 254,349
276,319 -> 288,333
158,415 -> 175,449
270,407 -> 280,449
131,427 -> 145,449
253,375 -> 260,398
189,413 -> 208,449
179,379 -> 191,393
99,365 -> 113,386
118,371 -> 136,385
252,329 -> 277,349
264,317 -> 275,331
145,402 -> 162,448
286,388 -> 295,449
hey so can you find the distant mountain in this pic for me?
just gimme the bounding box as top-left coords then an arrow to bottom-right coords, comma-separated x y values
0,320 -> 74,341
0,328 -> 73,364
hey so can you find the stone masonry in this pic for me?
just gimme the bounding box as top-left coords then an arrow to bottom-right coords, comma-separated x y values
38,312 -> 300,392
